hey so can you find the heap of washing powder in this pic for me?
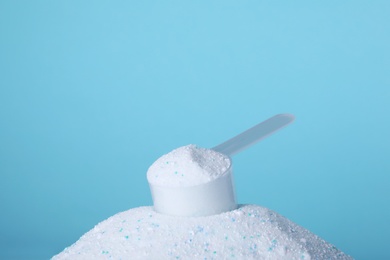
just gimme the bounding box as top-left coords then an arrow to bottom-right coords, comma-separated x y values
52,205 -> 352,259
147,144 -> 231,187
52,145 -> 353,259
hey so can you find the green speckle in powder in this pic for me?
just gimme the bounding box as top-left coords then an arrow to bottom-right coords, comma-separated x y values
125,235 -> 129,239
174,171 -> 178,174
119,228 -> 123,232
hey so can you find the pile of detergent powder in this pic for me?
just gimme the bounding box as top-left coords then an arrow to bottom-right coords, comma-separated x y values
53,144 -> 353,260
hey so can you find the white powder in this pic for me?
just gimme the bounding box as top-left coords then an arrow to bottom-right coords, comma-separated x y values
52,205 -> 353,260
52,144 -> 353,259
147,144 -> 231,187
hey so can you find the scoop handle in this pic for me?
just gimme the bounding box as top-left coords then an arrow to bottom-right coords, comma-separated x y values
212,114 -> 295,156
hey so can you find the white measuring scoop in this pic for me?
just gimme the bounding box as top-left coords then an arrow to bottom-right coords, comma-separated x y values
149,114 -> 295,217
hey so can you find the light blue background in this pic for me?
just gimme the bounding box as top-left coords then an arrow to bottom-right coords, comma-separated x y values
1,1 -> 389,259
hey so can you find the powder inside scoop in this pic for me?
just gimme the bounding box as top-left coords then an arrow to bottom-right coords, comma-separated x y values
147,144 -> 231,187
